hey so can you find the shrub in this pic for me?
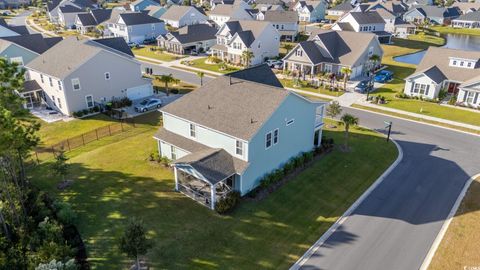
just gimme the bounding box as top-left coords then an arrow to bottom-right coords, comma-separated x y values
82,109 -> 89,115
293,154 -> 305,168
303,151 -> 314,163
215,191 -> 241,214
93,106 -> 100,112
448,95 -> 457,105
283,159 -> 295,175
171,89 -> 179,94
54,201 -> 77,226
160,156 -> 170,167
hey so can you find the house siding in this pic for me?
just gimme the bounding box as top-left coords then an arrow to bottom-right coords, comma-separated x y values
0,43 -> 39,66
404,74 -> 442,99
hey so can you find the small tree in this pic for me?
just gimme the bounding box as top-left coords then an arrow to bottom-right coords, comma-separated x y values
52,151 -> 69,183
340,66 -> 352,91
326,101 -> 342,122
339,113 -> 359,150
196,71 -> 204,86
241,50 -> 254,67
283,43 -> 293,53
96,24 -> 105,37
119,218 -> 153,270
155,74 -> 176,96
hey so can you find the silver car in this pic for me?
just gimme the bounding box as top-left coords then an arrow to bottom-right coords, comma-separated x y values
134,98 -> 162,112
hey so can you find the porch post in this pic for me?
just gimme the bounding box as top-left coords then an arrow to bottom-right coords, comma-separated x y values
210,183 -> 216,210
174,167 -> 179,191
316,129 -> 322,146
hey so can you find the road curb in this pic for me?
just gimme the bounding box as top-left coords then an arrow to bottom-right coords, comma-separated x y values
290,137 -> 404,270
418,173 -> 480,270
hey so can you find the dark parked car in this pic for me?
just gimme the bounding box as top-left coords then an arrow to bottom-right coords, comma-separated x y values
134,98 -> 162,112
374,70 -> 393,83
354,80 -> 373,93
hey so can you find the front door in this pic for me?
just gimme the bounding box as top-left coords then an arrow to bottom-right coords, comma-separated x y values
448,82 -> 460,94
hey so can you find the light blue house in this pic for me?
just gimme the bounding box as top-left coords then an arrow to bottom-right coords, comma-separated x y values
0,34 -> 62,67
144,5 -> 168,19
153,65 -> 325,209
129,0 -> 160,12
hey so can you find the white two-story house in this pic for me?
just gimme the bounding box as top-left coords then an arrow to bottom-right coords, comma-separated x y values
208,0 -> 253,27
257,10 -> 298,41
160,5 -> 208,28
211,20 -> 280,65
107,12 -> 167,43
332,11 -> 392,43
293,0 -> 326,22
154,65 -> 325,209
24,37 -> 153,116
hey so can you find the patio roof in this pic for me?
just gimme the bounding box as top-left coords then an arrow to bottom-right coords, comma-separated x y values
20,80 -> 42,93
154,128 -> 209,153
175,148 -> 249,185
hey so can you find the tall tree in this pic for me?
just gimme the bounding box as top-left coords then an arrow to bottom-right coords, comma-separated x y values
196,71 -> 205,86
241,50 -> 254,67
339,113 -> 359,150
326,101 -> 342,122
119,218 -> 153,270
52,151 -> 69,183
155,74 -> 176,96
340,67 -> 352,91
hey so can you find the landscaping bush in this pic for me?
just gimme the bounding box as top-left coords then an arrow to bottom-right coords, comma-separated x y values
171,89 -> 179,94
293,154 -> 305,168
82,109 -> 89,115
54,201 -> 78,226
283,159 -> 295,175
438,89 -> 448,100
448,95 -> 457,105
93,105 -> 100,112
303,151 -> 314,163
215,191 -> 241,214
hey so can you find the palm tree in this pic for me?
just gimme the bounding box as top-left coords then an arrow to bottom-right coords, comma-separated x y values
155,74 -> 176,96
340,67 -> 352,91
96,24 -> 105,37
197,71 -> 205,86
339,113 -> 359,150
241,50 -> 254,67
283,43 -> 293,54
367,54 -> 381,99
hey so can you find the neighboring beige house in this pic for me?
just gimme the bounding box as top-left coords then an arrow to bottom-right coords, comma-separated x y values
157,24 -> 218,54
211,20 -> 280,65
160,5 -> 208,28
257,10 -> 298,41
282,29 -> 383,78
208,0 -> 253,27
24,37 -> 153,116
332,11 -> 392,43
403,47 -> 480,106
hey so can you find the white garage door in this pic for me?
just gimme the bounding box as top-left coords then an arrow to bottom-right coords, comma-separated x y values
126,84 -> 153,100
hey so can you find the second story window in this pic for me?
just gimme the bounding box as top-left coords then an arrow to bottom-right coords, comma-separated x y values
265,132 -> 272,149
296,50 -> 303,56
58,81 -> 62,91
105,72 -> 110,80
190,124 -> 196,138
273,129 -> 279,145
72,78 -> 81,91
49,77 -> 53,87
236,140 -> 243,156
40,74 -> 44,83
171,145 -> 176,160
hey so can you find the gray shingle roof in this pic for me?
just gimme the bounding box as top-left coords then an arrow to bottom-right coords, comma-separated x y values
349,11 -> 385,24
0,18 -> 28,35
227,64 -> 283,87
224,20 -> 271,47
93,37 -> 134,57
421,65 -> 447,84
164,24 -> 217,44
410,47 -> 480,83
21,80 -> 42,93
160,5 -> 206,21
454,10 -> 480,22
409,5 -> 461,19
161,70 -> 292,140
76,13 -> 96,25
263,10 -> 298,22
0,34 -> 62,54
59,5 -> 83,13
329,1 -> 354,11
119,12 -> 162,25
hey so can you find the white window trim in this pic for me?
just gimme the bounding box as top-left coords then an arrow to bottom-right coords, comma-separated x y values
72,78 -> 81,91
85,95 -> 94,108
235,140 -> 243,156
286,119 -> 295,126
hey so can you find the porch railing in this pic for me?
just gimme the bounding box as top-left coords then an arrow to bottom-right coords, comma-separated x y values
178,184 -> 211,207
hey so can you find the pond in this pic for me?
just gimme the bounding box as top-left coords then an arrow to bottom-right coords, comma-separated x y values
393,34 -> 480,65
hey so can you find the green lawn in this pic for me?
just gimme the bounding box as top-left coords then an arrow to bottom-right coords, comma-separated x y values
280,78 -> 344,97
189,58 -> 241,74
29,114 -> 397,269
430,26 -> 480,36
132,46 -> 185,62
371,34 -> 480,127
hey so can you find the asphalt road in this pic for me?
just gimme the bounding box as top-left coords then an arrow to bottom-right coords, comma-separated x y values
299,107 -> 480,270
140,62 -> 215,86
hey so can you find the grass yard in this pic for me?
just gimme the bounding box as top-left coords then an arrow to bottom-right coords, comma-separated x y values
429,25 -> 480,36
429,177 -> 480,270
280,78 -> 344,97
132,46 -> 185,62
371,34 -> 480,127
189,58 -> 241,74
151,77 -> 197,94
29,114 -> 397,269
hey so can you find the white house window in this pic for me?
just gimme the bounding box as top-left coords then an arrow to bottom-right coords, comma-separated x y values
324,64 -> 332,73
286,119 -> 295,126
413,83 -> 428,95
85,95 -> 94,108
466,91 -> 475,103
105,72 -> 110,80
236,140 -> 243,156
128,26 -> 132,33
296,50 -> 303,56
265,132 -> 272,149
273,129 -> 279,145
368,46 -> 374,56
453,60 -> 457,65
171,145 -> 176,160
58,81 -> 62,90
49,77 -> 53,87
72,78 -> 81,91
467,62 -> 472,68
190,123 -> 196,138
57,98 -> 62,108
460,61 -> 464,67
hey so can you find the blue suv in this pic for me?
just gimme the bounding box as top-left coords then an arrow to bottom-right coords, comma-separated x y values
374,70 -> 393,83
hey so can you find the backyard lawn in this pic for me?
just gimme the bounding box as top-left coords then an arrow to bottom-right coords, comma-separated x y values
189,58 -> 240,74
429,177 -> 480,270
372,34 -> 480,127
132,46 -> 185,62
429,25 -> 480,36
280,78 -> 344,97
29,115 -> 398,269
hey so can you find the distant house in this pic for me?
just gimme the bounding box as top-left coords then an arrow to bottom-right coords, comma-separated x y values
47,0 -> 97,24
292,0 -> 326,22
363,0 -> 408,17
75,9 -> 113,34
0,0 -> 30,8
255,3 -> 284,12
327,1 -> 355,17
209,0 -> 234,9
129,0 -> 160,12
24,37 -> 153,115
143,5 -> 168,19
375,8 -> 416,37
451,2 -> 480,14
160,5 -> 208,28
157,24 -> 218,54
451,11 -> 480,28
282,30 -> 383,78
403,47 -> 480,107
208,1 -> 253,27
107,12 -> 167,43
153,64 -> 325,209
403,0 -> 433,8
0,18 -> 29,37
403,5 -> 461,25
257,10 -> 298,41
211,20 -> 280,65
332,11 -> 392,43
0,34 -> 62,67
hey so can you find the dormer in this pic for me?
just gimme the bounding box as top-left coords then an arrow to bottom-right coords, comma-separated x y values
448,57 -> 478,69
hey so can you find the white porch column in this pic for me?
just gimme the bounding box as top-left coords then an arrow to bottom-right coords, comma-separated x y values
316,129 -> 322,146
210,183 -> 216,210
174,167 -> 179,191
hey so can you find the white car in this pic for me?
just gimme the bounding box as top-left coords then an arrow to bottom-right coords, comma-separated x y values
266,59 -> 283,69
